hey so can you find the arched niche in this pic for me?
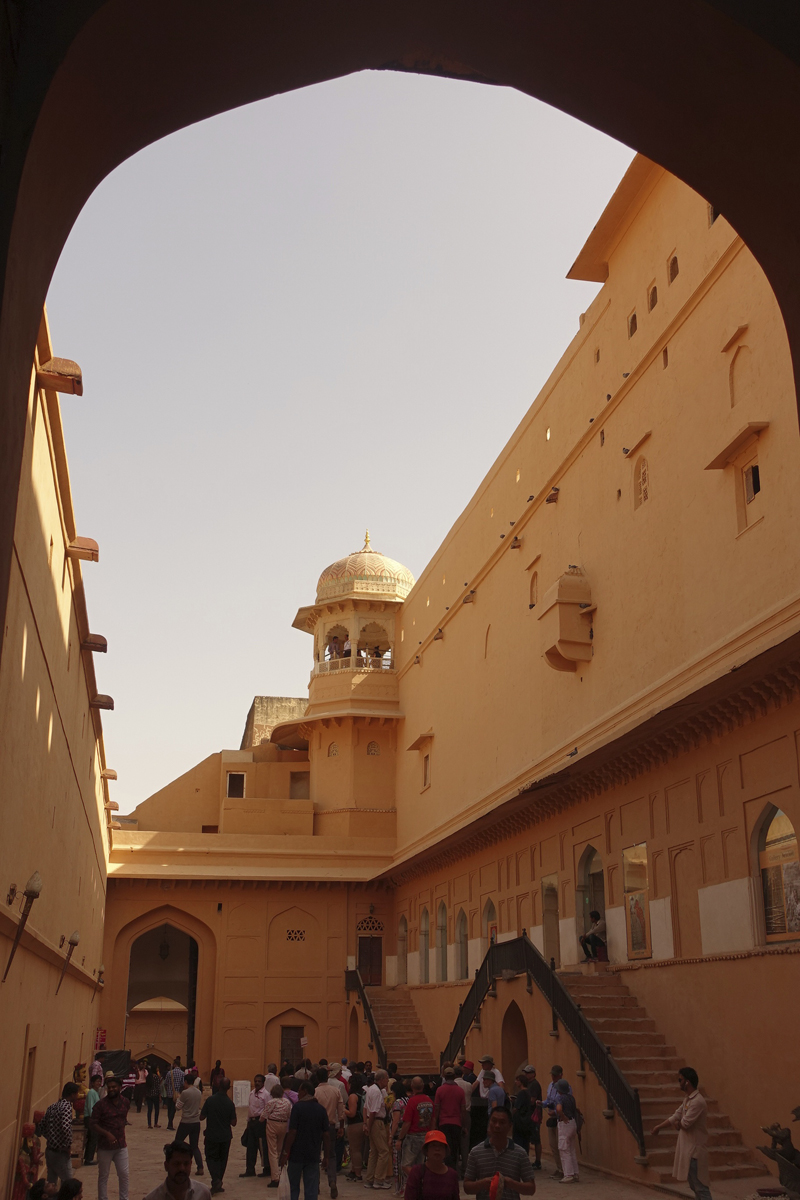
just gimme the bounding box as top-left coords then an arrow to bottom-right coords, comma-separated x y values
455,909 -> 468,980
397,915 -> 408,985
267,906 -> 322,973
482,897 -> 498,955
436,901 -> 448,982
420,908 -> 430,984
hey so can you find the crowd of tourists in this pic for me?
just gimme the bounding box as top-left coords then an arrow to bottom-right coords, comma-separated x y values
32,1051 -> 714,1200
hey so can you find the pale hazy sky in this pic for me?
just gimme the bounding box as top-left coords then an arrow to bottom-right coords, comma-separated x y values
46,71 -> 634,813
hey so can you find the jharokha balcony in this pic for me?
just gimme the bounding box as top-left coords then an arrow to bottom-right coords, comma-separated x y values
312,655 -> 395,677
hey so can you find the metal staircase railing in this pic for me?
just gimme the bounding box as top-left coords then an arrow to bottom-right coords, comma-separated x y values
344,968 -> 387,1069
440,934 -> 646,1158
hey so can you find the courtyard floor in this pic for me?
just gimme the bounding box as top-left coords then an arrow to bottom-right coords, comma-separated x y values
73,1104 -> 779,1200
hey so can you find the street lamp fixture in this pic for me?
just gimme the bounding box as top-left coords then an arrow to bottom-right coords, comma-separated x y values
55,930 -> 80,995
2,871 -> 42,983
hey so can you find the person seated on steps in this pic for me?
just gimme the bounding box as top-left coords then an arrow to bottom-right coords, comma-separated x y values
579,911 -> 607,962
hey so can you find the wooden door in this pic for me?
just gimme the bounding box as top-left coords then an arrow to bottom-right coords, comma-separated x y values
358,935 -> 382,985
281,1025 -> 304,1067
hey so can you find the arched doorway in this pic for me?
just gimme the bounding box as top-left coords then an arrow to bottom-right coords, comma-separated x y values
757,807 -> 800,942
420,909 -> 430,983
397,915 -> 408,985
436,902 -> 448,982
501,1001 -> 528,1086
349,1006 -> 360,1062
577,846 -> 605,934
455,909 -> 468,980
541,876 -> 560,967
126,923 -> 198,1065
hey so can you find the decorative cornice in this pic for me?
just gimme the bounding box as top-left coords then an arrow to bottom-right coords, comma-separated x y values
387,649 -> 800,886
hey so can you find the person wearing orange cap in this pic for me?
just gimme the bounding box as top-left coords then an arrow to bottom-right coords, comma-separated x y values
404,1132 -> 460,1200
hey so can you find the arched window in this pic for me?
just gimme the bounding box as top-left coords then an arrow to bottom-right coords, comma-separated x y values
420,908 -> 430,983
529,572 -> 538,610
484,625 -> 491,659
367,741 -> 380,756
669,254 -> 679,283
634,456 -> 649,509
648,284 -> 658,311
436,902 -> 448,982
627,311 -> 637,338
327,742 -> 339,757
455,909 -> 468,980
759,808 -> 800,942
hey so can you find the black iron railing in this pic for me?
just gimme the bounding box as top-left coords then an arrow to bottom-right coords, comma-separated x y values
440,935 -> 646,1158
344,969 -> 387,1069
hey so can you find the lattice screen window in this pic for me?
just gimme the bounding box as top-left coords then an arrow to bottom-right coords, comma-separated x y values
356,916 -> 384,932
367,741 -> 380,756
286,929 -> 306,941
328,742 -> 339,757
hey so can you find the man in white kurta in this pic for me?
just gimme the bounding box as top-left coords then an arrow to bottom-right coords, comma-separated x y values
653,1069 -> 712,1200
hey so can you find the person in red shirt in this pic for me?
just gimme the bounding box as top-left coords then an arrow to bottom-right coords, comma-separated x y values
397,1078 -> 435,1180
433,1068 -> 466,1172
404,1131 -> 460,1200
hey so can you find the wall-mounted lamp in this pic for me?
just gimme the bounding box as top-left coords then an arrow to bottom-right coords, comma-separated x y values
2,871 -> 42,983
92,962 -> 105,1003
55,930 -> 80,995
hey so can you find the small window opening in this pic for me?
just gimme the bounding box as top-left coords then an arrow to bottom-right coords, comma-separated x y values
600,429 -> 605,447
367,740 -> 380,756
529,572 -> 538,610
669,255 -> 679,283
662,346 -> 669,369
708,204 -> 720,226
422,753 -> 431,789
648,285 -> 658,311
328,742 -> 339,758
745,463 -> 761,504
628,311 -> 638,338
400,630 -> 404,642
202,825 -> 219,834
426,597 -> 429,606
546,427 -> 551,441
515,468 -> 520,482
226,772 -> 245,799
48,536 -> 54,569
594,347 -> 600,364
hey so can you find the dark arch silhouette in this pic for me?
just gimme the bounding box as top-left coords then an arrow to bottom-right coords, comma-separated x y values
501,999 -> 528,1085
1,2 -> 800,650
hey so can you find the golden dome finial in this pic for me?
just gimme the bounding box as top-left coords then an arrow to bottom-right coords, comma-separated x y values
364,529 -> 371,551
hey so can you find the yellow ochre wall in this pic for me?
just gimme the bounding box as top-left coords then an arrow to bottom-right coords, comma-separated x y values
0,316 -> 111,1195
393,165 -> 800,863
101,882 -> 394,1082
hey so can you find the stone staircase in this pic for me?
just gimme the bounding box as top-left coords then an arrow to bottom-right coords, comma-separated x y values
366,987 -> 439,1076
560,971 -> 762,1184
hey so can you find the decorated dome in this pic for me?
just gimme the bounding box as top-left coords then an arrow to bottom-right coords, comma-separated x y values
316,531 -> 415,603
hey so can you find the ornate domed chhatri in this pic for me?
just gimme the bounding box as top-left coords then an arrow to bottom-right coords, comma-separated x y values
315,530 -> 415,603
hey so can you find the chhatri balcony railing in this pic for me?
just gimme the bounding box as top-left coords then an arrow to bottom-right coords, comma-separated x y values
313,656 -> 395,676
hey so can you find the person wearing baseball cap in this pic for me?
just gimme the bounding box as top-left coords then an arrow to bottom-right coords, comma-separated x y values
404,1131 -> 460,1200
469,1057 -> 505,1148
